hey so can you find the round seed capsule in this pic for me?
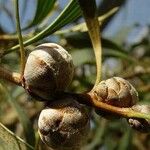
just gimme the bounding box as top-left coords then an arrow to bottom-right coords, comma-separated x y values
23,43 -> 74,101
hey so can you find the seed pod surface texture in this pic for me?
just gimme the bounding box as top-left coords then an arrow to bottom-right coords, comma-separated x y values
23,43 -> 74,100
128,104 -> 150,132
92,77 -> 138,107
38,97 -> 90,150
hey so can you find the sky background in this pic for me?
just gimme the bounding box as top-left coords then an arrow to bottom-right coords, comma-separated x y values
0,0 -> 150,42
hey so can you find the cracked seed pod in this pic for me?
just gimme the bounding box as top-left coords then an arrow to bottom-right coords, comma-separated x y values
127,104 -> 150,132
23,43 -> 74,101
38,97 -> 90,150
92,77 -> 138,118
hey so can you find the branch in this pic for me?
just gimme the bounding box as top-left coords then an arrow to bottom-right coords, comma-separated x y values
0,66 -> 21,86
68,92 -> 150,120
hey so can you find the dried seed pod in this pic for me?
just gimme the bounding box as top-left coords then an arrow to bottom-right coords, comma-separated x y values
92,77 -> 138,118
92,77 -> 138,107
127,104 -> 150,132
23,43 -> 74,100
38,97 -> 90,150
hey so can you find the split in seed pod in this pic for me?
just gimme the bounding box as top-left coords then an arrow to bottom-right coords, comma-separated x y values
91,77 -> 139,119
23,43 -> 74,101
38,96 -> 91,150
127,104 -> 150,132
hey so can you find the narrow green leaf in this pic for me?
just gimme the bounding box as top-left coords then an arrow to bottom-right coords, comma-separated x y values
103,48 -> 136,62
4,0 -> 81,55
78,0 -> 102,86
0,84 -> 35,147
0,122 -> 33,150
71,47 -> 132,67
55,7 -> 118,34
64,32 -> 127,53
26,0 -> 56,28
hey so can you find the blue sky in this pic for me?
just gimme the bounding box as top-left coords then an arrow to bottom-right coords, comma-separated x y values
0,0 -> 150,39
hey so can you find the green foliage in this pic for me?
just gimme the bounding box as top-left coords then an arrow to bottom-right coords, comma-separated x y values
26,0 -> 56,28
0,0 -> 150,150
0,122 -> 33,150
0,84 -> 35,146
4,0 -> 81,55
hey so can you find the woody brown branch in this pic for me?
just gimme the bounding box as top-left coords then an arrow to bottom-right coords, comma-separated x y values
0,66 -> 21,86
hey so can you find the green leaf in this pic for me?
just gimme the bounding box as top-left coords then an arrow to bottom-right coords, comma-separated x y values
26,0 -> 56,28
55,7 -> 118,34
117,128 -> 132,150
102,38 -> 126,53
5,0 -> 81,55
103,48 -> 136,62
0,84 -> 35,147
71,48 -> 94,66
71,47 -> 133,67
78,0 -> 102,85
0,122 -> 34,150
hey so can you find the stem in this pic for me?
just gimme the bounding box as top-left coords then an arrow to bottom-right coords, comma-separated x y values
0,66 -> 21,85
0,35 -> 18,40
15,0 -> 26,77
77,0 -> 102,87
69,92 -> 150,120
0,34 -> 32,41
88,92 -> 150,120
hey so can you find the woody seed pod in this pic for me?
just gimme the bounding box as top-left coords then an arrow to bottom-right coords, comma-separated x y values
23,43 -> 74,101
38,97 -> 90,150
92,77 -> 138,118
127,104 -> 150,132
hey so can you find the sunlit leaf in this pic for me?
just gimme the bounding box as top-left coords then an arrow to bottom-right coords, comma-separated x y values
55,7 -> 118,34
0,122 -> 33,150
78,0 -> 102,85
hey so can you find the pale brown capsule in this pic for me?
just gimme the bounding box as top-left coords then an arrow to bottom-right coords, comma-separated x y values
92,77 -> 138,107
38,97 -> 90,150
127,104 -> 150,132
92,77 -> 138,118
23,43 -> 74,101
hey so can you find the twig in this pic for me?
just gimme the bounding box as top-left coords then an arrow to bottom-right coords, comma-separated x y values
89,92 -> 150,120
0,66 -> 21,85
0,34 -> 32,41
0,35 -> 18,40
15,0 -> 26,77
68,92 -> 150,120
